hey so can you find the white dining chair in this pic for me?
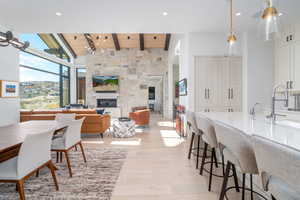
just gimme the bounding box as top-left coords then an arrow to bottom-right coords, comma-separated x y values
0,129 -> 58,200
51,117 -> 86,177
55,113 -> 76,122
253,135 -> 300,200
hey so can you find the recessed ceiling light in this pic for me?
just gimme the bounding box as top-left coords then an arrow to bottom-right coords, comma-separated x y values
278,12 -> 283,16
163,12 -> 168,16
56,12 -> 62,16
235,12 -> 241,16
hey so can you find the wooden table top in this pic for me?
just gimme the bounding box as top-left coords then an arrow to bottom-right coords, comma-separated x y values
0,120 -> 65,153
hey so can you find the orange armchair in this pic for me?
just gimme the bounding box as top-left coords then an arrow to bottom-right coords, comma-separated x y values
129,109 -> 150,126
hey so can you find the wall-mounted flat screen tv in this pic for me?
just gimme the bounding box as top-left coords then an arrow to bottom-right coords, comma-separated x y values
92,76 -> 119,93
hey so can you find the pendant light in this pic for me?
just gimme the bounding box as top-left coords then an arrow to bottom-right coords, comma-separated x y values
261,0 -> 280,41
227,0 -> 237,56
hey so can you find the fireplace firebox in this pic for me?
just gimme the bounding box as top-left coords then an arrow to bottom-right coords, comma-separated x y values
97,99 -> 117,108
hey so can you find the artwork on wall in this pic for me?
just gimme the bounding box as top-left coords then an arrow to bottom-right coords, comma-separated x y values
0,80 -> 19,98
178,78 -> 187,96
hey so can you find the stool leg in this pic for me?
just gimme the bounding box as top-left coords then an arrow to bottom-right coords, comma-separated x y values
208,147 -> 215,191
219,161 -> 231,200
199,142 -> 208,175
196,135 -> 200,169
242,173 -> 246,200
212,148 -> 218,168
271,195 -> 277,200
221,153 -> 225,176
250,174 -> 253,200
232,164 -> 240,192
188,132 -> 195,159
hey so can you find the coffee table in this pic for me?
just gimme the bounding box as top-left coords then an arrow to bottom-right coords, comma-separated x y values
112,119 -> 136,138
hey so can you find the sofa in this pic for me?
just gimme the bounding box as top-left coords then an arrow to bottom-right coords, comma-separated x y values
129,109 -> 150,126
20,109 -> 111,137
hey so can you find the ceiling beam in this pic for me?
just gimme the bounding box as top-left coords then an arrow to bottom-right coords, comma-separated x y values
164,33 -> 171,51
112,33 -> 120,51
84,33 -> 96,52
139,33 -> 144,51
57,33 -> 77,58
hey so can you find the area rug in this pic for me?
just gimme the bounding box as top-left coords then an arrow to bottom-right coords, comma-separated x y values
0,148 -> 127,200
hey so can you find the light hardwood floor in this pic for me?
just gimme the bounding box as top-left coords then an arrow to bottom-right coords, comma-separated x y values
82,114 -> 259,200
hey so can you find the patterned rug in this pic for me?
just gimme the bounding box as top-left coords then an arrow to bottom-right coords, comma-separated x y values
0,148 -> 127,200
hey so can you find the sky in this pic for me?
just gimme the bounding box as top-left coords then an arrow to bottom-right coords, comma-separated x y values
19,34 -> 61,82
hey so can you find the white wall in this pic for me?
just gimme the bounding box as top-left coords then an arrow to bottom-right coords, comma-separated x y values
0,46 -> 20,126
242,32 -> 274,112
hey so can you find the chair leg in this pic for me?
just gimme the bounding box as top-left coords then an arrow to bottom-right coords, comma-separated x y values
64,151 -> 73,177
188,132 -> 195,159
242,173 -> 246,200
36,170 -> 39,177
271,195 -> 277,200
60,152 -> 63,163
208,148 -> 215,191
78,141 -> 87,163
17,180 -> 25,200
56,152 -> 59,163
47,161 -> 59,191
100,133 -> 104,139
196,135 -> 201,169
219,161 -> 231,200
199,142 -> 208,175
75,145 -> 78,151
232,164 -> 240,192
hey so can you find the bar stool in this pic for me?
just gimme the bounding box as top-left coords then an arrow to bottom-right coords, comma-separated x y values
196,114 -> 239,192
214,121 -> 266,200
186,110 -> 203,169
253,135 -> 300,200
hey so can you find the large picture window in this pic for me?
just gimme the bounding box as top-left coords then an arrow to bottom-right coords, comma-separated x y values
20,52 -> 70,109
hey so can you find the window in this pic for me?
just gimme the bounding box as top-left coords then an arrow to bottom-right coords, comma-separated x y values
76,68 -> 86,104
20,34 -> 70,61
20,52 -> 70,109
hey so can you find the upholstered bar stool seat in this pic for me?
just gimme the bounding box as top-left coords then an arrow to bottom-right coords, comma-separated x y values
196,114 -> 239,192
253,135 -> 300,200
214,121 -> 267,200
186,110 -> 204,169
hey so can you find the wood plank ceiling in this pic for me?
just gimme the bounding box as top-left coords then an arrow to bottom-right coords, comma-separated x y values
61,33 -> 171,57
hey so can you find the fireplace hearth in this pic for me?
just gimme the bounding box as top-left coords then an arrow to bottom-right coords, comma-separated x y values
97,99 -> 117,108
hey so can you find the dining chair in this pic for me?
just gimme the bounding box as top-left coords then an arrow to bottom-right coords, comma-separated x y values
214,121 -> 265,200
0,129 -> 58,200
186,110 -> 203,169
253,135 -> 300,200
51,118 -> 86,177
196,114 -> 239,192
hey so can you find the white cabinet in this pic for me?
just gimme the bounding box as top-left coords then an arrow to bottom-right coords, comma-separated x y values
194,56 -> 242,113
275,22 -> 300,90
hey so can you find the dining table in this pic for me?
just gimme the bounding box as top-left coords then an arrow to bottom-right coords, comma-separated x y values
195,112 -> 300,152
0,120 -> 67,163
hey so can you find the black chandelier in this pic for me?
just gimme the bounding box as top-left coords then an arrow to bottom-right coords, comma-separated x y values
0,31 -> 30,50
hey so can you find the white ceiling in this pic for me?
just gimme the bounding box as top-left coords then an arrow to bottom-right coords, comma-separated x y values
0,0 -> 300,33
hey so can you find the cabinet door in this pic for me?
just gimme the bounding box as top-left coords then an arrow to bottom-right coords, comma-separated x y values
219,57 -> 230,107
292,41 -> 300,89
194,57 -> 209,112
228,57 -> 242,109
206,57 -> 222,108
275,44 -> 291,86
294,23 -> 300,42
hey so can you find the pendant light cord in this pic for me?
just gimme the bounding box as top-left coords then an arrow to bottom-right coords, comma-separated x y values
230,0 -> 233,35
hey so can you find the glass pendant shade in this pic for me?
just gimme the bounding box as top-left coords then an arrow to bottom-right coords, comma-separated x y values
260,0 -> 280,41
228,34 -> 237,56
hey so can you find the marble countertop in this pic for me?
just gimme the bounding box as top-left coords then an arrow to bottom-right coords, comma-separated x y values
195,112 -> 300,152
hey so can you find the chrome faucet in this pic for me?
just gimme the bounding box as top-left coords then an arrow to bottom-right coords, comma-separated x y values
250,103 -> 260,119
267,84 -> 289,122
